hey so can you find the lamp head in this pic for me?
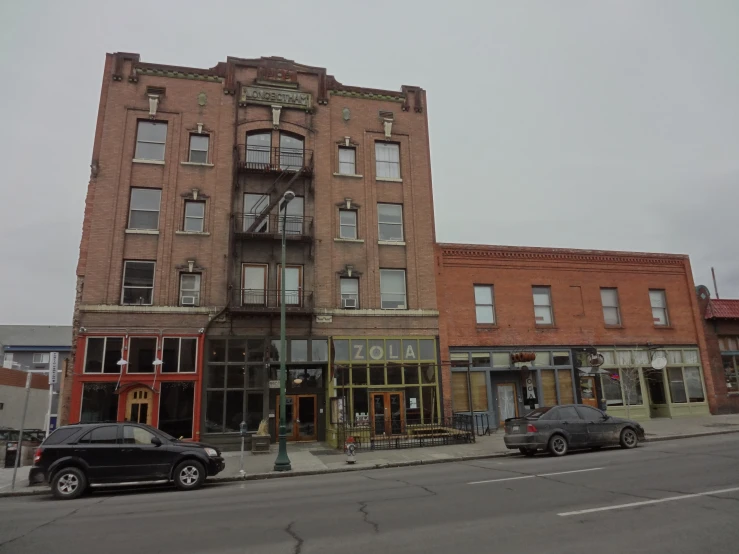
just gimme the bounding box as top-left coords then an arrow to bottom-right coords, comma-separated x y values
283,190 -> 296,203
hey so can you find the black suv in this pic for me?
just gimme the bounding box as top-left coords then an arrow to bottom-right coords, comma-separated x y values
29,422 -> 225,500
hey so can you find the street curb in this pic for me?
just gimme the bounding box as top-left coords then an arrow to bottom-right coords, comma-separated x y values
3,428 -> 738,498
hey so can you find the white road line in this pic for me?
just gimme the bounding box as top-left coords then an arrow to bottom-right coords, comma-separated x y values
469,467 -> 603,485
558,486 -> 739,517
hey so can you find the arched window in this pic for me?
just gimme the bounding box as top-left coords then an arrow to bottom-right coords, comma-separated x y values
279,133 -> 304,170
246,132 -> 271,168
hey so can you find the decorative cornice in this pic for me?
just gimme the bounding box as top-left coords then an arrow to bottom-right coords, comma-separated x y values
79,305 -> 215,314
330,90 -> 405,102
439,244 -> 688,267
134,66 -> 224,83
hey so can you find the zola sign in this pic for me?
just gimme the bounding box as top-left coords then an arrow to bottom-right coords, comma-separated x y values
240,85 -> 312,109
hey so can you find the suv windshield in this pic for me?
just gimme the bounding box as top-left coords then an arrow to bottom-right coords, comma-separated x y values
524,407 -> 552,419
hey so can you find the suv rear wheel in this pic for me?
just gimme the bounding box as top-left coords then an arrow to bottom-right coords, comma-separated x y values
52,467 -> 87,500
174,460 -> 205,491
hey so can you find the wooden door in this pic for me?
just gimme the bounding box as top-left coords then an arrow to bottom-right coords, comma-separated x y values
580,376 -> 598,408
370,392 -> 405,436
495,383 -> 518,426
126,388 -> 153,425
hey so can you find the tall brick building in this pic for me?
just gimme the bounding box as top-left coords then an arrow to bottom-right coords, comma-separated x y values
436,244 -> 713,427
65,53 -> 440,448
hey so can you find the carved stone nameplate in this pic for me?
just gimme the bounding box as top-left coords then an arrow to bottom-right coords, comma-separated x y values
240,85 -> 312,110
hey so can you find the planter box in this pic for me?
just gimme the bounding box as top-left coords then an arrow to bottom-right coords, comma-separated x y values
251,435 -> 271,454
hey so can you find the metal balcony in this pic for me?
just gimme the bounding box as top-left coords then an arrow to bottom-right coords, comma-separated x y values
236,146 -> 314,176
234,214 -> 313,242
231,289 -> 314,315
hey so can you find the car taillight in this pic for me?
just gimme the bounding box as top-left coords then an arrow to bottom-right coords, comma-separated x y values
34,447 -> 43,464
526,424 -> 537,433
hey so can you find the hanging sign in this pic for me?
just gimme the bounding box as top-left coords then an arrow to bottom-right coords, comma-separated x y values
525,377 -> 536,400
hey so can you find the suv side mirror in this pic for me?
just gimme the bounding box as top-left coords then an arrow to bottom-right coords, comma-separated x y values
151,436 -> 162,446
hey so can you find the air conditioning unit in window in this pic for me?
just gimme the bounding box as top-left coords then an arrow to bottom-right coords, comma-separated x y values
342,298 -> 357,309
181,296 -> 197,306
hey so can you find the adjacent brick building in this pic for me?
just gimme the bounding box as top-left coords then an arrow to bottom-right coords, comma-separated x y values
65,53 -> 440,449
436,244 -> 713,427
696,287 -> 739,414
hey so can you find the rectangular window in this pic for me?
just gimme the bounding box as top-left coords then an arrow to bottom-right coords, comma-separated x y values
242,264 -> 268,306
188,134 -> 209,164
135,121 -> 167,161
668,367 -> 687,403
161,337 -> 197,373
277,265 -> 303,306
32,353 -> 50,364
128,188 -> 161,230
184,201 -> 205,232
339,210 -> 357,239
340,278 -> 359,309
122,261 -> 155,305
80,383 -> 118,423
474,285 -> 495,324
380,269 -> 407,309
649,290 -> 669,326
377,203 -> 403,241
84,337 -> 124,373
601,371 -> 624,406
243,193 -> 269,233
179,274 -> 201,306
375,142 -> 400,179
723,355 -> 738,392
128,337 -> 158,373
278,195 -> 304,235
684,367 -> 705,402
338,147 -> 356,175
451,372 -> 488,412
532,286 -> 553,325
600,288 -> 621,325
159,382 -> 195,439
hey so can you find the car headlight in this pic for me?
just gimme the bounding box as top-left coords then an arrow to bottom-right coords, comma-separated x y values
204,447 -> 218,457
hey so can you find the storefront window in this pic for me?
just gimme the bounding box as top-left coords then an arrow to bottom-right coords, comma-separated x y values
159,382 -> 194,438
534,352 -> 551,366
128,337 -> 157,373
228,366 -> 245,389
492,353 -> 510,367
312,340 -> 328,362
247,339 -> 265,362
334,340 -> 349,362
557,370 -> 575,404
225,390 -> 244,431
387,365 -> 403,385
541,370 -> 557,406
228,340 -> 245,364
667,351 -> 683,365
246,393 -> 263,431
553,352 -> 570,366
80,383 -> 118,422
84,337 -> 124,373
621,368 -> 643,406
422,387 -> 439,423
633,351 -> 650,365
291,340 -> 308,362
351,365 -> 368,385
472,353 -> 490,367
451,372 -> 487,412
419,340 -> 435,360
205,391 -> 224,432
421,364 -> 436,384
668,367 -> 687,403
370,365 -> 384,385
210,340 -> 226,362
404,365 -> 419,384
600,372 -> 623,406
617,351 -> 631,366
208,366 -> 225,388
684,367 -> 705,402
724,356 -> 739,392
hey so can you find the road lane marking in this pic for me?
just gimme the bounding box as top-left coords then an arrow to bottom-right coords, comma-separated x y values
469,467 -> 603,485
558,486 -> 739,516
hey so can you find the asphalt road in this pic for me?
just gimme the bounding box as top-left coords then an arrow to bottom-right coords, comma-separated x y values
2,434 -> 739,554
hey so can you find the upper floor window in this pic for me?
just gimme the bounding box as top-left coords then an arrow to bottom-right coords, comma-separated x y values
184,201 -> 205,232
84,337 -> 124,373
532,286 -> 553,325
246,132 -> 271,166
649,290 -> 669,326
338,147 -> 356,175
128,337 -> 157,373
601,288 -> 621,325
32,353 -> 50,364
135,121 -> 167,161
128,188 -> 161,230
279,133 -> 304,171
377,203 -> 403,241
180,274 -> 201,306
339,209 -> 357,239
340,278 -> 359,309
380,269 -> 407,309
162,337 -> 197,373
474,285 -> 495,324
719,337 -> 739,352
189,134 -> 209,164
122,261 -> 155,305
375,142 -> 400,179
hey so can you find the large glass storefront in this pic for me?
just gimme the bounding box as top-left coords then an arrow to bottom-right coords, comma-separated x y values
450,349 -> 576,428
327,337 -> 440,446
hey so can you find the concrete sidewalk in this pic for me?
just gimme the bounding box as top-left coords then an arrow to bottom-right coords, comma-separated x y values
3,413 -> 739,496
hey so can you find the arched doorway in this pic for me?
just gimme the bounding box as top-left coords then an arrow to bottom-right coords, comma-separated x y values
126,387 -> 153,425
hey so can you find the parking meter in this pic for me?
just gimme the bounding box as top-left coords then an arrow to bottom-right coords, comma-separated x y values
240,421 -> 248,437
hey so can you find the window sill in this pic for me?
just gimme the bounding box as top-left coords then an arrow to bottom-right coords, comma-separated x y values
133,159 -> 165,165
727,392 -> 739,396
334,238 -> 365,243
535,325 -> 558,330
654,325 -> 675,330
476,325 -> 499,331
333,173 -> 364,178
181,161 -> 214,167
378,240 -> 406,246
376,177 -> 403,183
125,229 -> 159,235
604,324 -> 625,329
176,231 -> 211,236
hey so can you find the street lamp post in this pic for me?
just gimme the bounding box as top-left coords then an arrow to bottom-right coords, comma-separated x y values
274,190 -> 295,472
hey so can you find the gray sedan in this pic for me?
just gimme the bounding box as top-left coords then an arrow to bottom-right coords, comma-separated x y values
503,404 -> 645,457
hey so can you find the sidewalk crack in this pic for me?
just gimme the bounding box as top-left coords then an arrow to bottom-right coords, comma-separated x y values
284,521 -> 304,554
358,501 -> 379,533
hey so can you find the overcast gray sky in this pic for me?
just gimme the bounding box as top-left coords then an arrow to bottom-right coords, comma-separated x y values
1,1 -> 737,325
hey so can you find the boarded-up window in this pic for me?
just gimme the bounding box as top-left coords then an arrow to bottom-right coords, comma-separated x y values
541,370 -> 557,406
558,370 -> 574,404
451,372 -> 488,412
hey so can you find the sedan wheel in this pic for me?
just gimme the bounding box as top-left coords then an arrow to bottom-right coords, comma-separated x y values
548,435 -> 569,457
620,428 -> 638,449
174,460 -> 205,491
